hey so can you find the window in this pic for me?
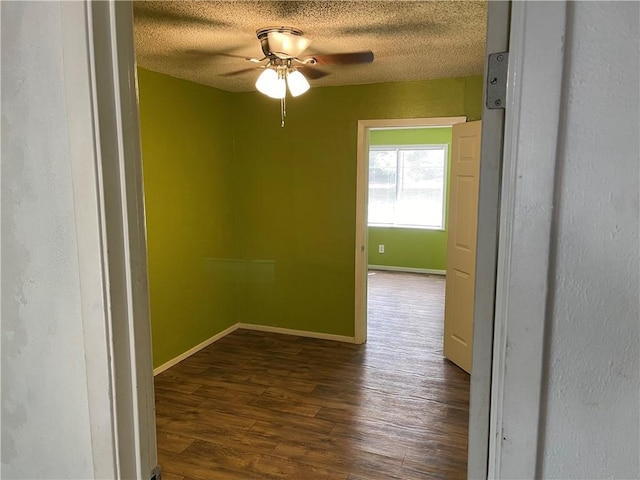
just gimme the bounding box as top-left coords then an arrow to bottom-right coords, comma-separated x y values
368,145 -> 447,229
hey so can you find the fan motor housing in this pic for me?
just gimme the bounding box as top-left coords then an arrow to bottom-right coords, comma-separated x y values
256,26 -> 306,59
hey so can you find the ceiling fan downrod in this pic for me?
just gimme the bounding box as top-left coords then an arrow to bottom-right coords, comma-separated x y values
280,96 -> 286,128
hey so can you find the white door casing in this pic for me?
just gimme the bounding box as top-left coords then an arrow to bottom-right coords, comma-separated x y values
88,1 -> 158,477
489,1 -> 568,478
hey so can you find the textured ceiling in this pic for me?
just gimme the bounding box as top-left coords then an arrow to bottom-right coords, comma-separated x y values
133,1 -> 487,93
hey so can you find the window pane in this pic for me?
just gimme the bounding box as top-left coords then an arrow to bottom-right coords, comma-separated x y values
368,149 -> 396,224
397,149 -> 445,227
368,145 -> 446,229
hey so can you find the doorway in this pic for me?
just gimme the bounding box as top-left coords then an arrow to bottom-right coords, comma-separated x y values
355,117 -> 466,344
94,1 -> 512,478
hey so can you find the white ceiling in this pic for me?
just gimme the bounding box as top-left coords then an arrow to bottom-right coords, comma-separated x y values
133,1 -> 487,92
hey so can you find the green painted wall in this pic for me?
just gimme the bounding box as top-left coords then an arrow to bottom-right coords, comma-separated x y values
232,77 -> 482,337
368,127 -> 452,271
137,68 -> 237,368
463,75 -> 484,122
138,70 -> 482,365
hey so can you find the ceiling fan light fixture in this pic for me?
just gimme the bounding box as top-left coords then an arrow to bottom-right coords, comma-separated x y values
255,68 -> 286,99
286,70 -> 310,97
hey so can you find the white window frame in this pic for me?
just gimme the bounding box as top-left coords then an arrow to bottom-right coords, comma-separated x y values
367,143 -> 449,230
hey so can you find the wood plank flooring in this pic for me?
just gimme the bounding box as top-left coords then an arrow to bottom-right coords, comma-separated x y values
154,271 -> 470,479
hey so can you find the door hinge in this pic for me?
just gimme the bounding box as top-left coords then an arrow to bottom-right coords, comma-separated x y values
486,52 -> 509,109
151,465 -> 162,480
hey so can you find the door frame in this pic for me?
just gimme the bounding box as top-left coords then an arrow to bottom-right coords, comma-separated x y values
83,0 -> 568,478
83,1 -> 158,477
354,116 -> 467,345
488,2 -> 567,477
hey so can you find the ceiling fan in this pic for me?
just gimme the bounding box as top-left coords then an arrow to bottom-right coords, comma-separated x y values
222,26 -> 374,126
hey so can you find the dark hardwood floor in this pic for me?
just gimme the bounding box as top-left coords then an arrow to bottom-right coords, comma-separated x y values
154,271 -> 470,479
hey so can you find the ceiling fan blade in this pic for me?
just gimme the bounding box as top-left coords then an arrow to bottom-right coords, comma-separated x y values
219,67 -> 259,77
298,65 -> 330,80
307,51 -> 374,66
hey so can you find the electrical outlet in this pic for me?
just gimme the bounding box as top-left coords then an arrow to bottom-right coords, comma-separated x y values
378,244 -> 385,254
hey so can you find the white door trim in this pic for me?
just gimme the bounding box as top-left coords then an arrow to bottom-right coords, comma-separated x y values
86,1 -> 157,478
355,116 -> 467,344
60,2 -> 119,477
488,1 -> 567,478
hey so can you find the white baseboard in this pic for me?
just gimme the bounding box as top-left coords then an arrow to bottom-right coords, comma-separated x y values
153,322 -> 357,375
237,323 -> 356,344
368,265 -> 446,276
153,323 -> 238,376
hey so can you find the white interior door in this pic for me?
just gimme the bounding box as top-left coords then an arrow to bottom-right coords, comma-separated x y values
443,120 -> 482,373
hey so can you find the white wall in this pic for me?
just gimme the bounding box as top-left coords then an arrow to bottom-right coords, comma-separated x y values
1,2 -> 117,478
539,2 -> 639,477
1,2 -> 93,477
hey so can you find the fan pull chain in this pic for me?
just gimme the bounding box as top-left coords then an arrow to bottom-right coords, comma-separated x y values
280,96 -> 286,127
